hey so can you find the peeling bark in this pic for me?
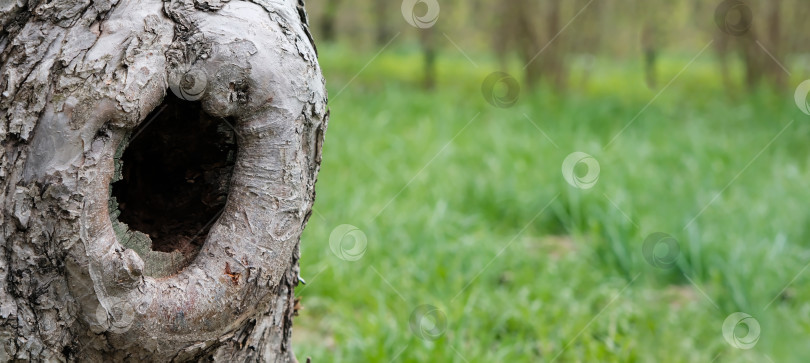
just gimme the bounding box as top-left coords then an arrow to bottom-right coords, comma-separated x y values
0,0 -> 327,361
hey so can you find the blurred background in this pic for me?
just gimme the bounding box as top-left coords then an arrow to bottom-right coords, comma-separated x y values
293,0 -> 810,361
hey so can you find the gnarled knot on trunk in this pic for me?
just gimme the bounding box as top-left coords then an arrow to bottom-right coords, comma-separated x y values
36,0 -> 329,359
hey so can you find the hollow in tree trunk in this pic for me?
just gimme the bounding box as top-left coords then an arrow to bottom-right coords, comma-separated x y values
0,0 -> 328,361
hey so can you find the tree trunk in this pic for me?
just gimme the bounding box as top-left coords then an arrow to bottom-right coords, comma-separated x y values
318,0 -> 341,42
373,0 -> 391,46
0,0 -> 328,361
420,26 -> 436,90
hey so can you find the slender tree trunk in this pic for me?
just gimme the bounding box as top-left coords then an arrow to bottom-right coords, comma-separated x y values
319,0 -> 341,42
420,27 -> 436,90
542,0 -> 565,90
714,31 -> 737,96
641,22 -> 658,89
510,0 -> 567,89
0,0 -> 327,361
514,0 -> 542,87
373,0 -> 391,46
764,0 -> 785,88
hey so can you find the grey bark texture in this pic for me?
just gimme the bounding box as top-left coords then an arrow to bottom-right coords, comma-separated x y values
0,0 -> 328,361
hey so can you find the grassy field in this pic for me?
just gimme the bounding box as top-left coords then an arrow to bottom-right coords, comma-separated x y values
292,42 -> 810,362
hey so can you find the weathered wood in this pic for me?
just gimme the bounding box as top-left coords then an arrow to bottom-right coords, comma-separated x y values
0,0 -> 327,360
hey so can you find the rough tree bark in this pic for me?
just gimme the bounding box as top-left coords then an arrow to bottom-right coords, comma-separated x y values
0,0 -> 327,361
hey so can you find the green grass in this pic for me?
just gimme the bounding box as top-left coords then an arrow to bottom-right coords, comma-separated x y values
292,42 -> 810,362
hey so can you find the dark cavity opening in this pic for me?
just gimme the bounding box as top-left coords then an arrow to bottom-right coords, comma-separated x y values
112,93 -> 236,254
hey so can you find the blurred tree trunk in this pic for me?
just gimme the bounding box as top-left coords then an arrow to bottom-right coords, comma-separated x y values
763,0 -> 785,88
715,0 -> 786,91
786,0 -> 810,80
373,0 -> 391,45
641,22 -> 658,89
0,0 -> 327,361
319,0 -> 342,42
714,33 -> 737,94
638,0 -> 669,90
542,0 -> 566,89
493,1 -> 520,70
420,26 -> 437,89
512,0 -> 543,87
499,0 -> 568,89
742,29 -> 766,88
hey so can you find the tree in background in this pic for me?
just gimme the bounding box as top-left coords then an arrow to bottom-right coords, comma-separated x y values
714,0 -> 788,91
638,1 -> 667,89
320,0 -> 343,42
420,27 -> 438,89
402,0 -> 441,89
374,0 -> 392,45
493,0 -> 571,89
